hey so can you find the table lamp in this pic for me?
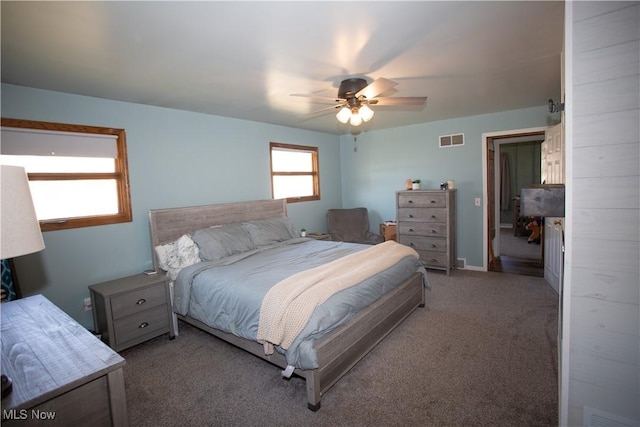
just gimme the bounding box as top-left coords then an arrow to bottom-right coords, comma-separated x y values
1,165 -> 46,398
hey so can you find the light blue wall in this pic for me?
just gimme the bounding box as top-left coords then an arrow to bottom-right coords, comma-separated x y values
338,107 -> 559,268
1,84 -> 341,327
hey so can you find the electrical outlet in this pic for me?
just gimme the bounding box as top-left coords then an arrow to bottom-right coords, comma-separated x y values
474,198 -> 481,207
83,297 -> 92,311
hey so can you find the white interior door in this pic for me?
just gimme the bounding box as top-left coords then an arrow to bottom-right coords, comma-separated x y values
541,123 -> 564,292
542,123 -> 564,185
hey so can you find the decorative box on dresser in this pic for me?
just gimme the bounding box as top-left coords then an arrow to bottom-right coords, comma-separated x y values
396,189 -> 457,275
89,273 -> 175,352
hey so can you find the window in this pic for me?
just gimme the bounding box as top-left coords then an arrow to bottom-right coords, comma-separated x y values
270,142 -> 319,203
1,118 -> 132,232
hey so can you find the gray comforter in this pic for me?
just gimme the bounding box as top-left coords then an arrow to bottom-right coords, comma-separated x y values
174,238 -> 427,369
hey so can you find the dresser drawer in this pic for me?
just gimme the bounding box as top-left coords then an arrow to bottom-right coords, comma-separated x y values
110,284 -> 167,320
398,235 -> 447,253
415,251 -> 449,269
398,192 -> 446,208
113,304 -> 170,346
397,208 -> 448,223
398,222 -> 447,237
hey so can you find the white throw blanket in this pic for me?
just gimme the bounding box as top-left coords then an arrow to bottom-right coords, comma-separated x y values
257,240 -> 419,355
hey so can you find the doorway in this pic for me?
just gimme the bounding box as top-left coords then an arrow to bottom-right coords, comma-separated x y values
485,129 -> 546,277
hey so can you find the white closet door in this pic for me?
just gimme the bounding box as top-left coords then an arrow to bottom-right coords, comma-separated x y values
542,122 -> 564,292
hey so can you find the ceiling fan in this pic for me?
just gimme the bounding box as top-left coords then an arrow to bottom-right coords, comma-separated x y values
291,77 -> 427,126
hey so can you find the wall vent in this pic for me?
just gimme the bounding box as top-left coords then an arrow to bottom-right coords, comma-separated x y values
456,258 -> 466,269
440,133 -> 465,148
583,406 -> 636,427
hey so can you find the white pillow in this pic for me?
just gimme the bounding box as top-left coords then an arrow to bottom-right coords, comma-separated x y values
155,234 -> 200,272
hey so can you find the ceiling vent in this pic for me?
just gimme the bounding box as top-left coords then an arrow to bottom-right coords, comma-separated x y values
440,133 -> 464,148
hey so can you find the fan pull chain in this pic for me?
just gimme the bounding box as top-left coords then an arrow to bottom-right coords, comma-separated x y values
353,136 -> 357,153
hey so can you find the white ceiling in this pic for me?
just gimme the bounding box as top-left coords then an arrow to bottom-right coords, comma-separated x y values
1,1 -> 564,135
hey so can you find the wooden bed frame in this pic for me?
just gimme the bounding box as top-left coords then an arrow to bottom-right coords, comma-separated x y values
148,199 -> 425,411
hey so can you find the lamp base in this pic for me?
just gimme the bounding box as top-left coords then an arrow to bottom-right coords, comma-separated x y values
1,374 -> 12,398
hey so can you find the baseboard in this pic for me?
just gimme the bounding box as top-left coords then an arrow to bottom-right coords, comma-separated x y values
462,265 -> 485,272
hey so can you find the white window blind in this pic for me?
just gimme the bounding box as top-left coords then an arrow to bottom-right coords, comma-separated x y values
1,127 -> 117,158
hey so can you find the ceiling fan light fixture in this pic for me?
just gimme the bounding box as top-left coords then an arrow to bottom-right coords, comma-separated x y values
359,104 -> 374,122
336,107 -> 351,124
294,77 -> 426,128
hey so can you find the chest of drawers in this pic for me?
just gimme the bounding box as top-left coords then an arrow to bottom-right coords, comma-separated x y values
1,295 -> 128,426
396,190 -> 456,275
90,273 -> 175,352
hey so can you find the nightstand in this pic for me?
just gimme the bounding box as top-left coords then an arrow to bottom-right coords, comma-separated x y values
89,273 -> 175,352
380,223 -> 397,241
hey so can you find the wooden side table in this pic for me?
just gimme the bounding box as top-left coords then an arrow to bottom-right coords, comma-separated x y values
379,223 -> 397,241
1,295 -> 128,426
90,273 -> 175,352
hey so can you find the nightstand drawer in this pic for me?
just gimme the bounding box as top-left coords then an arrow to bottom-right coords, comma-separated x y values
111,284 -> 166,320
113,304 -> 170,345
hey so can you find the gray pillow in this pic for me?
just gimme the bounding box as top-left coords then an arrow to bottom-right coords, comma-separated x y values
192,223 -> 256,261
242,217 -> 296,246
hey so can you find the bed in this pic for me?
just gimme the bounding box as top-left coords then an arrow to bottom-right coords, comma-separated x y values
148,199 -> 427,410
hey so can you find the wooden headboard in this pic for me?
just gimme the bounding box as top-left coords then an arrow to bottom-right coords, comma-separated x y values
148,199 -> 287,269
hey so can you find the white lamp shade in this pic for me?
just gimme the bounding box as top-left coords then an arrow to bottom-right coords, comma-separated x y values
336,107 -> 351,124
1,165 -> 45,259
359,105 -> 374,122
349,111 -> 363,126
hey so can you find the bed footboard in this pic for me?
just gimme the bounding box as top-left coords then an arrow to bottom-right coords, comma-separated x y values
177,271 -> 423,411
305,271 -> 424,410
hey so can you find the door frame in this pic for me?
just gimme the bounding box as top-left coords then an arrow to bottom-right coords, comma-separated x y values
481,126 -> 551,271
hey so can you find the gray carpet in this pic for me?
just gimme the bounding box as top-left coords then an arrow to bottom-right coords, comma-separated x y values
121,270 -> 558,426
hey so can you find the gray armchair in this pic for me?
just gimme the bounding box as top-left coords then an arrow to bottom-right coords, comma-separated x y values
326,207 -> 383,245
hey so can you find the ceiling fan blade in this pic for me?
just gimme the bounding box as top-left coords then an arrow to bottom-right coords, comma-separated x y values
290,94 -> 344,105
356,77 -> 398,100
298,104 -> 344,121
371,96 -> 427,106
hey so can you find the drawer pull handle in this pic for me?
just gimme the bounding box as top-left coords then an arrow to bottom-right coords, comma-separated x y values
409,242 -> 415,246
431,244 -> 437,248
408,200 -> 413,204
430,200 -> 436,204
430,258 -> 438,263
139,322 -> 149,329
431,230 -> 437,233
136,298 -> 146,305
409,214 -> 414,218
409,228 -> 414,232
431,215 -> 437,219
